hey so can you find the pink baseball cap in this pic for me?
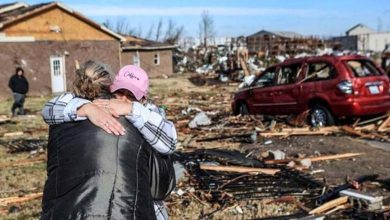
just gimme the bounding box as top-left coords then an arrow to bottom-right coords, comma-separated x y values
110,65 -> 149,101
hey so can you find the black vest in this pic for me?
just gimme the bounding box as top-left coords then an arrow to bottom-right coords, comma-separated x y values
41,118 -> 156,220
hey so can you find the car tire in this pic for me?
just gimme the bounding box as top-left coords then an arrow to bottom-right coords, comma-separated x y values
309,104 -> 335,127
238,103 -> 249,115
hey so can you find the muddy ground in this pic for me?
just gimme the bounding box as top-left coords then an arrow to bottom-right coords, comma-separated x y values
0,73 -> 389,219
243,136 -> 390,184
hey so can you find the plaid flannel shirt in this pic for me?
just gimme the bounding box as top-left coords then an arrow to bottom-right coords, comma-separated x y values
41,93 -> 176,220
42,93 -> 177,154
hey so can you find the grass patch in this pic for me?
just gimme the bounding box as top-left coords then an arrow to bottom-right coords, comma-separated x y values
0,96 -> 49,116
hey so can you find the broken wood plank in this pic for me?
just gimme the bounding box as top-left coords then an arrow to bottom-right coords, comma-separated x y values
0,192 -> 43,206
324,204 -> 350,215
308,153 -> 364,162
3,131 -> 24,137
378,115 -> 390,132
0,118 -> 11,124
199,164 -> 280,175
265,153 -> 364,164
196,132 -> 256,143
357,113 -> 390,126
354,124 -> 377,132
309,196 -> 349,215
341,126 -> 372,138
259,126 -> 341,138
342,126 -> 390,141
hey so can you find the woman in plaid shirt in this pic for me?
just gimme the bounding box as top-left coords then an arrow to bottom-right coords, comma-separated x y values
42,64 -> 177,220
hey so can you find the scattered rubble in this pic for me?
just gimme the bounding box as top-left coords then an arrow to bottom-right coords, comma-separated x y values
188,111 -> 212,128
0,139 -> 47,153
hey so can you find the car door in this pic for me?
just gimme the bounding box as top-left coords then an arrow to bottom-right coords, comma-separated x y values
270,63 -> 303,114
301,61 -> 338,105
248,67 -> 278,114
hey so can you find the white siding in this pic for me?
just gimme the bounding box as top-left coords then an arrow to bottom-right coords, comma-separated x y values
347,25 -> 375,36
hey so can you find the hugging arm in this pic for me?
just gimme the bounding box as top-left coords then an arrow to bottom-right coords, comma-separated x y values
126,102 -> 177,155
41,93 -> 124,135
41,94 -> 177,155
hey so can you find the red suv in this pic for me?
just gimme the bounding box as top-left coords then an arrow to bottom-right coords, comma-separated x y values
232,55 -> 390,126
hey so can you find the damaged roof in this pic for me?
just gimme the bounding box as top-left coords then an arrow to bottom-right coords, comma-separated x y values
0,2 -> 125,41
345,23 -> 375,35
248,30 -> 303,39
122,36 -> 177,51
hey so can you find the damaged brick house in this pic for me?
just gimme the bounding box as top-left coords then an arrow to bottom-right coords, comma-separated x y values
121,35 -> 176,78
0,2 -> 125,96
246,30 -> 325,56
0,2 -> 176,97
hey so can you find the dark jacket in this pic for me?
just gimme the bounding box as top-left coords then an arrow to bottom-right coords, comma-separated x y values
8,74 -> 29,94
41,117 -> 156,220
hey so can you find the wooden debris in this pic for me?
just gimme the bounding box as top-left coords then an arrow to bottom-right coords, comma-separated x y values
0,192 -> 43,206
378,115 -> 390,132
356,114 -> 389,127
3,131 -> 24,137
0,117 -> 11,124
199,164 -> 280,175
309,196 -> 349,215
265,153 -> 364,165
268,120 -> 277,131
308,153 -> 364,162
324,204 -> 350,215
259,126 -> 340,138
196,132 -> 256,143
342,126 -> 390,141
354,124 -> 377,132
286,110 -> 310,127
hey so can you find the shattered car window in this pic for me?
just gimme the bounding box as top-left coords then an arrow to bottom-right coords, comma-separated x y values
254,67 -> 277,87
305,62 -> 336,82
346,60 -> 381,77
277,64 -> 302,85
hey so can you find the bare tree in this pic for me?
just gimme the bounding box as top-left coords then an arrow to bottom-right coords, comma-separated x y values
165,26 -> 184,44
146,23 -> 154,40
164,19 -> 175,41
155,19 -> 163,42
135,25 -> 143,38
102,17 -> 184,44
199,11 -> 215,47
102,18 -> 136,36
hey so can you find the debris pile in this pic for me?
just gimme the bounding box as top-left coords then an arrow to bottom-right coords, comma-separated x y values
0,138 -> 47,153
167,149 -> 389,219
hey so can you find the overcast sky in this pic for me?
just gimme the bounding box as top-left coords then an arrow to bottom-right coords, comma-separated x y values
9,0 -> 390,37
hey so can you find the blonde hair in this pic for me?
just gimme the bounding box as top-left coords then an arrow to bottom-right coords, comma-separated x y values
73,60 -> 113,100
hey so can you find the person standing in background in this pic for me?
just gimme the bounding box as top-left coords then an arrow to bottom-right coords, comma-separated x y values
8,67 -> 29,116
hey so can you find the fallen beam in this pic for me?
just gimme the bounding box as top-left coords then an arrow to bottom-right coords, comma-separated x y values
0,192 -> 43,206
259,127 -> 341,138
2,131 -> 24,137
309,153 -> 364,162
309,196 -> 349,215
378,116 -> 390,132
356,113 -> 390,126
199,164 -> 280,175
342,126 -> 390,141
264,153 -> 364,164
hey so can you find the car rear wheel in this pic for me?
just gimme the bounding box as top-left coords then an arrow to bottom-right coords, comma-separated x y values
238,103 -> 249,115
309,104 -> 335,127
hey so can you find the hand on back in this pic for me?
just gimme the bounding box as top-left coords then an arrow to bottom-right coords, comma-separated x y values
93,99 -> 132,116
77,103 -> 126,136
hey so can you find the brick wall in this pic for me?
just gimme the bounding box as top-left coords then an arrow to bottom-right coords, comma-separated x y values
121,49 -> 173,78
0,40 -> 120,97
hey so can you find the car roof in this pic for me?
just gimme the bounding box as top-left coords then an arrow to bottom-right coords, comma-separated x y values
267,55 -> 370,69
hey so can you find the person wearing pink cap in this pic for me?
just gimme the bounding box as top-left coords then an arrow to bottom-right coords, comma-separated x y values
42,63 -> 176,220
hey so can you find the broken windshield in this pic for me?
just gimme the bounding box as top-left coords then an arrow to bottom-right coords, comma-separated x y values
346,60 -> 382,77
